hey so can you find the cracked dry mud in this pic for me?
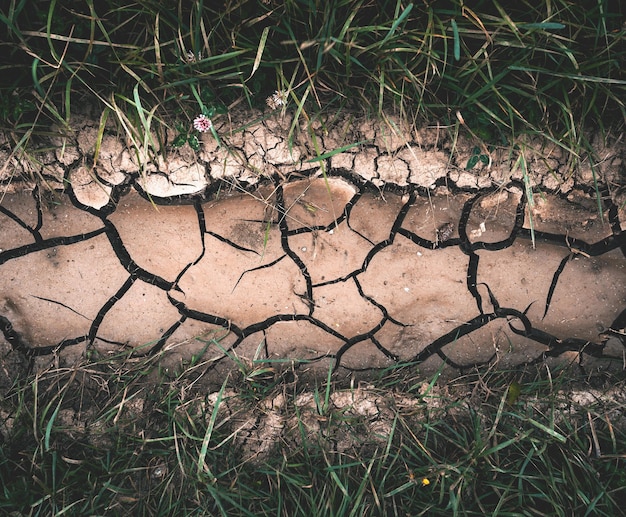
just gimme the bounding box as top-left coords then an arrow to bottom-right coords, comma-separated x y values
1,110 -> 626,379
1,175 -> 625,378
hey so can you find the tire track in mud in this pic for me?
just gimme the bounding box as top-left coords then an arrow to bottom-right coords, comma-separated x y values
1,171 -> 625,377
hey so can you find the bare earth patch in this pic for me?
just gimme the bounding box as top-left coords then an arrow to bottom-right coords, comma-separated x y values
0,109 -> 625,381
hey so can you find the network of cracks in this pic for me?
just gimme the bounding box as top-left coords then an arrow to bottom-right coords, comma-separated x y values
1,170 -> 625,376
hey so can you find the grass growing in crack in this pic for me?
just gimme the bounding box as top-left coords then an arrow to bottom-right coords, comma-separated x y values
1,344 -> 625,516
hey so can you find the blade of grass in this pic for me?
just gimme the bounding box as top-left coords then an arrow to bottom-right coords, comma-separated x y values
196,377 -> 228,479
248,26 -> 270,81
304,139 -> 373,163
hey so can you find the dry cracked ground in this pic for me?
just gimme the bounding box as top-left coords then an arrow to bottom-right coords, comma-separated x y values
1,108 -> 626,382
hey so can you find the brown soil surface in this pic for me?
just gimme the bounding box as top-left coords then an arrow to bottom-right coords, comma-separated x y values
1,109 -> 625,381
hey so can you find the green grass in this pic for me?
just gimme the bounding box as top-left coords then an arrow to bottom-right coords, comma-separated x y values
1,0 -> 624,185
1,347 -> 625,516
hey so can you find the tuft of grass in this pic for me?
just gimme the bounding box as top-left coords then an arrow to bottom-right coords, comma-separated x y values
1,0 -> 624,188
1,344 -> 625,516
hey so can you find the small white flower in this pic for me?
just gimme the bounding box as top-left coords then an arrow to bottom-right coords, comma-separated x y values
266,90 -> 287,110
185,50 -> 202,63
193,114 -> 213,133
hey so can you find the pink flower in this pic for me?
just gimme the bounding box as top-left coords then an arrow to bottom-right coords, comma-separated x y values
193,114 -> 213,133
